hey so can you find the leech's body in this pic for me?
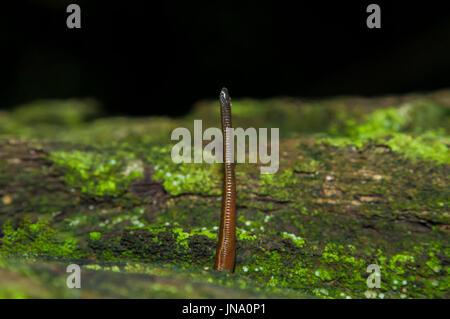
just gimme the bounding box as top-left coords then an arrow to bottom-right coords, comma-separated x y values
214,87 -> 236,272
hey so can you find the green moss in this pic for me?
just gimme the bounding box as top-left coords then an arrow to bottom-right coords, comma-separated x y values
49,150 -> 144,197
190,228 -> 218,240
10,99 -> 99,127
384,132 -> 449,163
172,227 -> 190,249
281,232 -> 305,248
321,101 -> 450,164
0,218 -> 83,260
293,160 -> 323,173
0,99 -> 180,148
88,223 -> 264,266
237,228 -> 257,241
425,252 -> 442,273
345,107 -> 406,138
147,146 -> 220,195
258,169 -> 298,201
238,239 -> 449,298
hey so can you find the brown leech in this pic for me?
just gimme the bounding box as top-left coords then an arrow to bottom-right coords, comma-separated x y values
214,87 -> 237,273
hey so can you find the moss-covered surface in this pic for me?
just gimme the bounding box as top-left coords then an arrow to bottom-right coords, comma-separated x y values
0,90 -> 448,298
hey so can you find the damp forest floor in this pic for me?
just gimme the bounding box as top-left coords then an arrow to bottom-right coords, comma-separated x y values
0,90 -> 449,299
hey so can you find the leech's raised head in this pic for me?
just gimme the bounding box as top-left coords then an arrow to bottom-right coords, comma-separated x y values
220,87 -> 231,107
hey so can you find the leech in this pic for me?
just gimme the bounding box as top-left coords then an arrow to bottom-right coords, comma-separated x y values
214,87 -> 237,273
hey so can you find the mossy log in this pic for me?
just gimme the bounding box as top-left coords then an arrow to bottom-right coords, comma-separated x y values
0,91 -> 448,298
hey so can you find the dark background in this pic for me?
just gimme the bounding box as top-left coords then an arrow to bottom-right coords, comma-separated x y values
1,0 -> 450,116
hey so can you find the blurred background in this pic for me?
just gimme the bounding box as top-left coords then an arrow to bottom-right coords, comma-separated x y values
1,0 -> 450,116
